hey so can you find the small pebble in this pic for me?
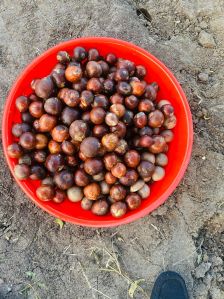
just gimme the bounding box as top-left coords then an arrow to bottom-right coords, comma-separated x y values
198,72 -> 209,82
198,31 -> 216,48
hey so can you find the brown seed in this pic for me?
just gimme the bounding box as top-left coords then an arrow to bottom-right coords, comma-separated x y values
110,184 -> 126,201
157,99 -> 171,109
125,95 -> 139,110
58,88 -> 80,107
29,101 -> 44,118
80,137 -> 100,158
135,65 -> 146,79
106,53 -> 117,65
100,181 -> 110,194
110,104 -> 125,118
44,97 -> 63,115
79,151 -> 88,161
35,133 -> 48,149
134,112 -> 147,128
110,121 -> 127,138
87,78 -> 102,93
138,99 -> 154,112
137,161 -> 155,178
52,189 -> 66,203
149,136 -> 167,154
18,154 -> 32,165
86,61 -> 102,78
141,152 -> 155,164
98,60 -> 109,76
61,140 -> 76,155
130,81 -> 146,96
30,165 -> 47,180
69,120 -> 89,142
54,170 -> 73,190
139,126 -> 153,136
148,110 -> 164,128
110,93 -> 124,104
7,143 -> 23,158
103,79 -> 115,94
90,107 -> 106,125
116,81 -> 132,95
65,65 -> 82,83
51,68 -> 66,88
105,172 -> 117,184
34,150 -> 47,163
21,112 -> 34,124
144,83 -> 158,101
73,77 -> 88,92
51,125 -> 69,143
124,150 -> 140,168
114,139 -> 128,155
93,124 -> 109,138
88,48 -> 100,61
93,94 -> 109,108
92,200 -> 109,216
84,158 -> 104,175
161,104 -> 174,117
80,90 -> 94,109
15,96 -> 29,112
101,133 -> 119,151
20,132 -> 36,150
119,169 -> 138,186
111,162 -> 127,178
66,155 -> 78,167
12,123 -> 31,138
45,154 -> 65,173
84,183 -> 101,200
114,68 -> 129,81
105,112 -> 119,126
36,185 -> 55,201
104,153 -> 119,170
74,169 -> 90,187
39,114 -> 57,132
33,120 -> 40,131
41,176 -> 55,186
110,202 -> 127,218
74,46 -> 87,61
48,140 -> 61,154
56,51 -> 70,63
14,164 -> 30,180
139,135 -> 153,148
125,193 -> 141,210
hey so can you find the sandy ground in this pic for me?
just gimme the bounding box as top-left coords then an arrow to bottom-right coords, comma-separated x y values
0,0 -> 223,298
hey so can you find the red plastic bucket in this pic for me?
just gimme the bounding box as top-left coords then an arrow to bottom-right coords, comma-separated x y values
2,37 -> 193,227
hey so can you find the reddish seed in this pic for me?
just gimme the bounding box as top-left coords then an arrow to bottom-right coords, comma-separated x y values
52,189 -> 66,203
29,101 -> 44,118
35,133 -> 48,149
87,78 -> 102,93
130,81 -> 146,96
160,130 -> 174,143
110,93 -> 124,104
83,182 -> 101,200
139,135 -> 153,148
126,193 -> 141,210
134,112 -> 147,128
58,88 -> 80,108
65,65 -> 82,83
105,172 -> 117,184
101,133 -> 119,151
138,99 -> 154,112
106,53 -> 117,65
110,104 -> 125,118
36,185 -> 55,201
84,158 -> 104,176
90,107 -> 106,124
119,169 -> 138,186
110,184 -> 126,201
39,114 -> 57,132
48,140 -> 61,154
51,125 -> 69,143
20,132 -> 36,150
111,162 -> 127,178
7,143 -> 23,158
104,153 -> 119,170
125,95 -> 139,110
105,112 -> 119,126
124,150 -> 140,168
80,137 -> 100,158
148,110 -> 164,128
74,169 -> 90,187
15,96 -> 29,112
110,202 -> 127,218
110,121 -> 126,138
149,136 -> 167,154
93,124 -> 109,138
61,140 -> 76,155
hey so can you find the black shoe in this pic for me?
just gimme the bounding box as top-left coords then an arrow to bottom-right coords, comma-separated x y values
151,271 -> 189,299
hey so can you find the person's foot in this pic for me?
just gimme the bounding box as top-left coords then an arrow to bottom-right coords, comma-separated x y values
151,271 -> 189,299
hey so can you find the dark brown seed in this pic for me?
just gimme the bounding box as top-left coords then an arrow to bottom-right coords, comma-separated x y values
104,153 -> 119,170
65,65 -> 82,83
124,150 -> 140,168
92,200 -> 109,216
61,107 -> 80,126
56,51 -> 70,63
45,154 -> 65,173
21,112 -> 34,124
66,155 -> 78,167
161,104 -> 174,117
138,99 -> 154,112
110,121 -> 126,138
44,97 -> 63,115
35,76 -> 54,99
135,65 -> 146,79
80,137 -> 100,158
36,185 -> 55,201
125,95 -> 139,110
144,83 -> 158,101
103,79 -> 115,94
35,134 -> 48,149
84,158 -> 103,175
105,112 -> 119,126
15,96 -> 29,112
110,184 -> 126,201
93,124 -> 109,138
148,110 -> 164,128
52,189 -> 66,203
126,193 -> 141,210
30,165 -> 47,180
106,53 -> 117,65
29,101 -> 44,118
54,170 -> 73,190
122,110 -> 134,126
116,81 -> 132,95
20,132 -> 36,150
93,94 -> 109,108
137,161 -> 155,178
134,112 -> 147,128
48,140 -> 61,154
139,135 -> 153,148
69,120 -> 89,142
74,169 -> 90,187
139,126 -> 153,136
88,48 -> 100,61
110,202 -> 127,218
72,77 -> 87,92
39,114 -> 57,132
41,177 -> 55,186
33,119 -> 40,131
7,143 -> 23,158
119,169 -> 138,186
58,88 -> 80,107
12,123 -> 31,137
34,150 -> 47,163
114,68 -> 129,81
83,183 -> 101,200
52,68 -> 66,88
90,107 -> 106,125
18,154 -> 32,165
74,46 -> 87,61
117,59 -> 135,75
14,164 -> 30,180
61,140 -> 76,155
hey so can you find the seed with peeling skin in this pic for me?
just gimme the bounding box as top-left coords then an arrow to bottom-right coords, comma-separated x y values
163,115 -> 177,129
114,139 -> 128,155
157,99 -> 171,109
93,172 -> 105,182
152,166 -> 165,181
138,184 -> 150,199
110,202 -> 127,218
102,133 -> 119,151
7,143 -> 23,158
52,189 -> 66,203
110,104 -> 125,118
67,186 -> 83,202
110,184 -> 126,201
137,161 -> 155,178
149,136 -> 166,154
105,172 -> 117,185
84,183 -> 101,200
105,112 -> 119,126
81,197 -> 93,210
141,152 -> 156,164
134,112 -> 147,128
130,180 -> 145,192
119,169 -> 138,186
36,185 -> 55,201
69,120 -> 89,142
148,110 -> 164,128
155,153 -> 168,166
111,163 -> 127,178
